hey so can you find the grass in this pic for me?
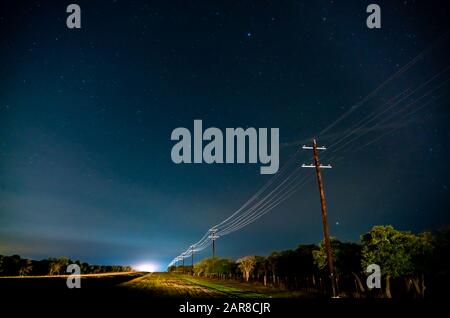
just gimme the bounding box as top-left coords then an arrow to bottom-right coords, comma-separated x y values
175,275 -> 267,298
176,274 -> 317,298
121,272 -> 316,298
0,272 -> 143,290
120,272 -> 224,297
0,271 -> 318,298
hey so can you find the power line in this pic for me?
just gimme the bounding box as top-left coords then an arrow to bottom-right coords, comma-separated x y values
326,66 -> 450,155
318,32 -> 449,137
168,34 -> 450,268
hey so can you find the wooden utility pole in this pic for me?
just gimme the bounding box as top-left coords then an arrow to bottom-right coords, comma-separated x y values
191,245 -> 194,274
208,229 -> 219,258
208,229 -> 219,273
302,138 -> 337,297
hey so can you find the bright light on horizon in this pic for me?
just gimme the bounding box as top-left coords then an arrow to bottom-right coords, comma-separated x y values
134,262 -> 158,272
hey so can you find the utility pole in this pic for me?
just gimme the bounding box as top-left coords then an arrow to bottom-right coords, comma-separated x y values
208,229 -> 219,259
182,256 -> 185,273
208,229 -> 219,274
190,245 -> 195,274
302,138 -> 337,298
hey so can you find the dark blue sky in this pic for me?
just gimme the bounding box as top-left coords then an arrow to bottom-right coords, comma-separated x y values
0,1 -> 449,270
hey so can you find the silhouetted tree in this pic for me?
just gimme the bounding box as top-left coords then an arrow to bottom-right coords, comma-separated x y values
0,255 -> 21,276
254,256 -> 268,285
48,257 -> 70,275
427,227 -> 450,297
267,252 -> 281,285
313,238 -> 361,276
19,259 -> 33,276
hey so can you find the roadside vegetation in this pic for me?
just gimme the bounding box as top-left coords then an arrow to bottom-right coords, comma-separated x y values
168,225 -> 450,298
0,255 -> 132,276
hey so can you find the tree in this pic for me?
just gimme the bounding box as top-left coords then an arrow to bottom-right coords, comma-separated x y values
31,259 -> 50,276
194,258 -> 213,275
0,255 -> 133,277
361,225 -> 432,298
426,227 -> 450,297
19,259 -> 33,276
0,255 -> 21,276
213,258 -> 235,275
313,238 -> 361,276
48,257 -> 70,275
254,256 -> 268,285
267,252 -> 280,285
192,257 -> 235,276
237,256 -> 257,282
79,262 -> 90,274
296,244 -> 319,275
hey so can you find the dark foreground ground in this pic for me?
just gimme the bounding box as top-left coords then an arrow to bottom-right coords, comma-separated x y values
0,272 -> 440,316
0,271 -> 320,297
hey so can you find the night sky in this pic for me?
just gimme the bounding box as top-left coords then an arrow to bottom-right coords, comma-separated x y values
1,1 -> 449,271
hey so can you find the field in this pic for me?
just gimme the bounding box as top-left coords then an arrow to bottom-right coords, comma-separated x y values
119,273 -> 315,298
0,272 -> 314,298
0,272 -> 142,290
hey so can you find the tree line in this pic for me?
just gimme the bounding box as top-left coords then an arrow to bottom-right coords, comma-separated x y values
0,255 -> 132,276
168,225 -> 450,298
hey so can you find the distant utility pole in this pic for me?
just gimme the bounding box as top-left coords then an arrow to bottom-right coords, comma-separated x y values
302,138 -> 337,298
208,229 -> 219,259
209,229 -> 219,274
190,245 -> 195,274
